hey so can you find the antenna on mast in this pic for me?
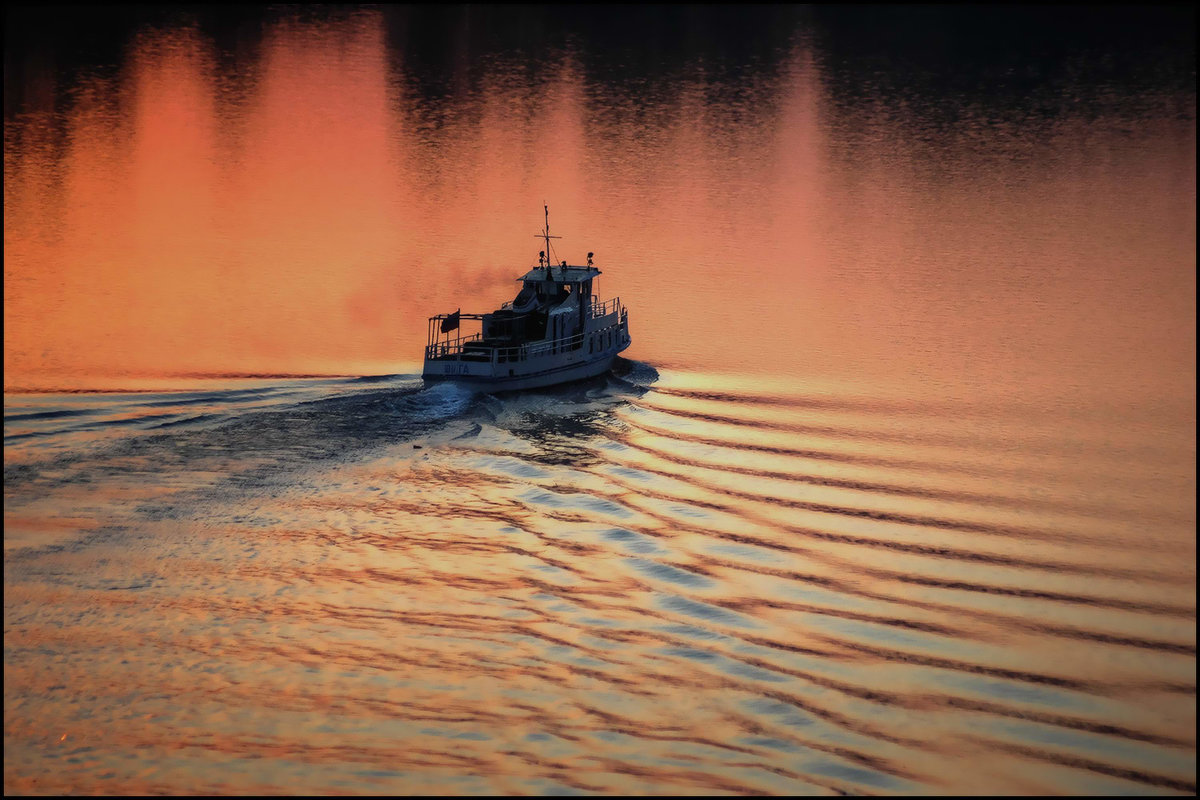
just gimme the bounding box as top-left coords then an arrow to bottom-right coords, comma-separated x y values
536,203 -> 562,277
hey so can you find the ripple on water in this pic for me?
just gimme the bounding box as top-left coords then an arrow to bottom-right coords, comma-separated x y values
3,367 -> 1195,796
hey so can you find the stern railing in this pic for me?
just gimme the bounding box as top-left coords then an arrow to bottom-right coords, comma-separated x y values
426,298 -> 627,363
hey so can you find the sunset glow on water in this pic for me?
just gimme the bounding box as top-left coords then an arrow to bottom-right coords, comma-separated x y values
4,6 -> 1195,795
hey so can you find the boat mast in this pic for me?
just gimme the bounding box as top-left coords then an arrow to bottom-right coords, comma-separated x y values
538,203 -> 561,276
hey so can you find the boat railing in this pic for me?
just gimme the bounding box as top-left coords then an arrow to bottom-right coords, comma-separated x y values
504,296 -> 619,316
426,306 -> 626,363
500,296 -> 620,316
589,296 -> 622,318
424,332 -> 483,360
492,319 -> 625,363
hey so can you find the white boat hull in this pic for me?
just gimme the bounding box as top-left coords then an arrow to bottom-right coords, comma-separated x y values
423,339 -> 629,393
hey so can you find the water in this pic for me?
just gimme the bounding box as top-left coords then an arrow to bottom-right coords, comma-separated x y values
4,6 -> 1195,795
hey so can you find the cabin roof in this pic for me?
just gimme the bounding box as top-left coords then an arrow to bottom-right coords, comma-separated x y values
518,265 -> 602,283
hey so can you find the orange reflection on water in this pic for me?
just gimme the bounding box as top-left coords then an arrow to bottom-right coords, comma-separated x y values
3,9 -> 1195,796
1,363 -> 1194,794
5,14 -> 405,383
4,9 -> 1195,402
3,11 -> 831,389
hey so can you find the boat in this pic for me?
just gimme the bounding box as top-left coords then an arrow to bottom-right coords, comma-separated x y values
422,206 -> 631,392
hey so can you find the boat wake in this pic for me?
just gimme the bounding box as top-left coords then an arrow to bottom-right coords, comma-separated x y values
3,362 -> 658,550
3,361 -> 1194,795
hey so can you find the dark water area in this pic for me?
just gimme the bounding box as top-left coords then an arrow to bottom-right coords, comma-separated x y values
4,5 -> 1195,795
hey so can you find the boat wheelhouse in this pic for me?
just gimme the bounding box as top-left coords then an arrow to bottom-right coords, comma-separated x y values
422,207 -> 631,391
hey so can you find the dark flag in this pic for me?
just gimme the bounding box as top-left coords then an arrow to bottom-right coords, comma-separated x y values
440,309 -> 460,333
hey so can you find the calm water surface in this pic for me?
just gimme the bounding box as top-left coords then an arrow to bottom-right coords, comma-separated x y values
4,6 -> 1195,795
